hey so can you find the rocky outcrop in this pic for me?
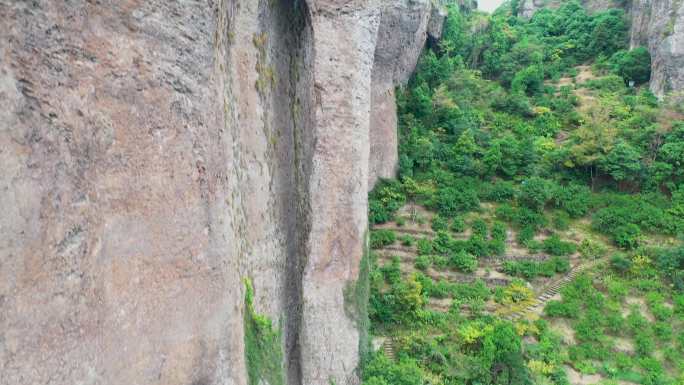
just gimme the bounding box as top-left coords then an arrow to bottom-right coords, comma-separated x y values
629,0 -> 684,96
369,0 -> 446,187
517,0 -> 684,96
517,0 -> 622,19
0,1 -> 441,385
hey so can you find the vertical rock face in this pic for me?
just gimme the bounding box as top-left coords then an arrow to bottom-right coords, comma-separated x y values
0,1 -> 438,385
369,0 -> 446,187
630,0 -> 684,96
1,2 -> 245,384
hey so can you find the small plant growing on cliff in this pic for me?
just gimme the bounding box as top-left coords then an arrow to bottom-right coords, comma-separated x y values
244,279 -> 284,385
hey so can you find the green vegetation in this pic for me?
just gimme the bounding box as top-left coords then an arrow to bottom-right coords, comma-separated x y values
244,279 -> 284,385
363,0 -> 683,384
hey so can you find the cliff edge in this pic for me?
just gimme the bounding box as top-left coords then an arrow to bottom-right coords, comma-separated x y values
0,1 -> 441,385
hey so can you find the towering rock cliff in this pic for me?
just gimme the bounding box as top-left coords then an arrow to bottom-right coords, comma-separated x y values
629,0 -> 684,96
517,0 -> 684,96
0,1 -> 442,385
369,1 -> 446,187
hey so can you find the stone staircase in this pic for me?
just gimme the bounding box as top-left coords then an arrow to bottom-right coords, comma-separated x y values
504,259 -> 602,321
382,338 -> 396,360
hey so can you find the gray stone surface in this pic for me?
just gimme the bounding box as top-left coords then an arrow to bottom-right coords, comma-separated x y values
0,1 -> 438,385
630,0 -> 684,96
369,0 -> 445,188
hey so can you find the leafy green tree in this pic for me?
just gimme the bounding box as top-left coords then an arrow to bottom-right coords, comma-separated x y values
600,140 -> 644,185
520,177 -> 554,211
608,47 -> 651,85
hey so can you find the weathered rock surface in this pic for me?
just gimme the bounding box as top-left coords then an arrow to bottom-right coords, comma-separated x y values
517,0 -> 684,96
517,0 -> 621,19
629,0 -> 684,96
369,0 -> 446,187
0,1 -> 439,385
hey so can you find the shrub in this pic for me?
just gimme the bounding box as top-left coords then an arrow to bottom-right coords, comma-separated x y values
652,321 -> 673,341
451,216 -> 466,233
467,235 -> 490,258
514,207 -> 548,230
491,221 -> 508,242
450,250 -> 478,273
415,255 -> 432,271
634,331 -> 654,356
370,230 -> 396,249
363,352 -> 426,385
553,184 -> 592,218
584,75 -> 626,92
431,215 -> 448,232
485,180 -> 518,202
369,179 -> 406,224
500,280 -> 534,305
516,226 -> 536,245
542,235 -> 577,256
432,184 -> 480,216
433,254 -> 449,269
605,278 -> 628,301
610,253 -> 632,274
520,177 -> 554,211
244,279 -> 285,385
416,238 -> 433,255
614,224 -> 640,249
489,239 -> 506,256
495,203 -> 516,222
399,235 -> 414,247
608,47 -> 651,86
552,211 -> 570,231
578,239 -> 607,259
471,218 -> 488,238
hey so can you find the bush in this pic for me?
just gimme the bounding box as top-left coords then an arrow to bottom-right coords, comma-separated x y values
431,215 -> 448,232
608,47 -> 651,86
399,235 -> 415,247
369,179 -> 406,224
514,207 -> 548,230
467,235 -> 490,258
614,224 -> 640,249
370,230 -> 396,249
363,353 -> 426,385
578,239 -> 607,259
553,184 -> 592,218
610,253 -> 632,274
432,184 -> 480,216
433,254 -> 449,269
495,203 -> 516,222
542,235 -> 577,256
489,239 -> 506,256
584,75 -> 626,92
450,250 -> 478,273
552,211 -> 570,231
451,216 -> 466,233
416,238 -> 433,255
516,226 -> 536,245
485,180 -> 518,202
520,177 -> 554,211
491,221 -> 508,242
415,255 -> 432,271
471,218 -> 488,238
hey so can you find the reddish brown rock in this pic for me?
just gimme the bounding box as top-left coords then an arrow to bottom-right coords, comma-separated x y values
0,1 -> 440,384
